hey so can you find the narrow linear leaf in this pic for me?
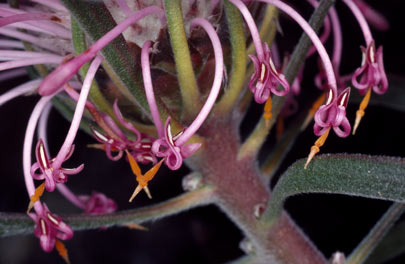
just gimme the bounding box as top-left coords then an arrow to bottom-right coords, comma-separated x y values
365,218 -> 405,264
264,154 -> 405,222
0,187 -> 214,237
347,203 -> 405,264
60,0 -> 150,116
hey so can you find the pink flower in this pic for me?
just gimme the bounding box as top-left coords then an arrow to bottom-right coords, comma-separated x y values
249,43 -> 289,103
352,41 -> 388,95
30,139 -> 84,192
314,88 -> 351,138
90,100 -> 157,164
28,203 -> 73,252
151,117 -> 201,170
79,192 -> 118,215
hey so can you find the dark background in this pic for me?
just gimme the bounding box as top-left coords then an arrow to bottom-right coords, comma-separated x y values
0,0 -> 404,263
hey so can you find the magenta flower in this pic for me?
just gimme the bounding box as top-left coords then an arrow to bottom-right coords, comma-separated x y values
342,0 -> 388,134
151,117 -> 201,170
314,88 -> 351,138
89,100 -> 157,164
28,203 -> 73,253
229,0 -> 289,104
352,42 -> 388,95
249,42 -> 290,103
30,139 -> 84,192
142,17 -> 222,171
79,192 -> 118,215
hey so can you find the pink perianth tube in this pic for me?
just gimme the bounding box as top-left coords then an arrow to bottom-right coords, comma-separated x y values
141,40 -> 164,138
342,0 -> 373,45
52,55 -> 103,169
37,102 -> 87,210
23,96 -> 52,212
176,18 -> 224,146
257,0 -> 337,93
0,79 -> 41,106
39,6 -> 165,96
0,56 -> 63,71
329,7 -> 342,69
228,0 -> 265,61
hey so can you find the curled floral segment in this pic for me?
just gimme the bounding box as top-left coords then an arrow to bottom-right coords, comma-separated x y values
31,140 -> 84,192
28,203 -> 73,252
229,0 -> 289,104
351,42 -> 388,95
144,17 -> 223,170
151,117 -> 201,170
314,88 -> 351,138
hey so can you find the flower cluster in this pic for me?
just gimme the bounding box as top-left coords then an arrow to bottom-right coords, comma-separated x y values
0,0 -> 388,261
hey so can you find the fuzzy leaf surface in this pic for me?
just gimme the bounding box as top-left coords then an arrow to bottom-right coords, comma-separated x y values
267,154 -> 405,220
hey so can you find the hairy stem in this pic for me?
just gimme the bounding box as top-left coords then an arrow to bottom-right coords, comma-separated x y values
214,0 -> 247,116
164,0 -> 201,121
0,186 -> 215,236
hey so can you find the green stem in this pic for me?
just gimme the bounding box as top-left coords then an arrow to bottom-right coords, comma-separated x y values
163,0 -> 201,121
0,186 -> 215,236
346,203 -> 405,264
238,0 -> 335,160
214,1 -> 247,116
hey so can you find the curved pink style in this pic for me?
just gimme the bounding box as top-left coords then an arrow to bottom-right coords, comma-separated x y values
146,18 -> 223,170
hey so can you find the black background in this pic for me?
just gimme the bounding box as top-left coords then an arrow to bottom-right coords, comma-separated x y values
0,0 -> 404,263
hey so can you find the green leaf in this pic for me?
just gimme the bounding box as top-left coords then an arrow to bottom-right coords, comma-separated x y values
347,203 -> 405,264
264,154 -> 405,223
60,0 -> 150,117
